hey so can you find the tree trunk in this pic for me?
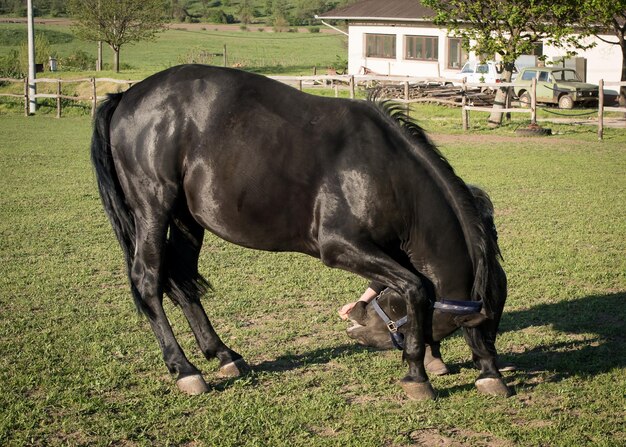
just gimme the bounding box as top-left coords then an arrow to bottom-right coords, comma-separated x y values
114,47 -> 120,73
619,38 -> 626,107
97,41 -> 102,72
487,62 -> 515,128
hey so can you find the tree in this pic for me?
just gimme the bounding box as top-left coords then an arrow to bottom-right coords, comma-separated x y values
581,0 -> 626,106
271,0 -> 289,29
67,0 -> 166,72
238,0 -> 255,26
422,0 -> 592,126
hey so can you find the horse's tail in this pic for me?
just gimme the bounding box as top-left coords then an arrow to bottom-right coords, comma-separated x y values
91,93 -> 143,311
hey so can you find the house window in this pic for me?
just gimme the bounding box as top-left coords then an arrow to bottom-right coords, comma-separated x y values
447,37 -> 467,69
405,36 -> 438,61
365,34 -> 396,59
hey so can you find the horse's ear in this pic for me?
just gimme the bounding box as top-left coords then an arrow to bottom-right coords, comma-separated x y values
454,312 -> 488,328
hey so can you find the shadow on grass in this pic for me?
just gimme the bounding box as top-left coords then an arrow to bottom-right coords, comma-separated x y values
252,343 -> 375,374
211,344 -> 376,391
433,292 -> 625,394
218,292 -> 624,393
497,292 -> 625,383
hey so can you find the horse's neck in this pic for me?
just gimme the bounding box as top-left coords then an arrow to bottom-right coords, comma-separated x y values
408,187 -> 475,301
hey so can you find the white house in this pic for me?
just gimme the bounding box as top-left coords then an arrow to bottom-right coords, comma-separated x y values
317,0 -> 622,86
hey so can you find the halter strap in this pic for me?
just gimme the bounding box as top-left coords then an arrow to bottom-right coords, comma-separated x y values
433,299 -> 483,315
371,297 -> 408,332
370,294 -> 484,350
371,296 -> 407,350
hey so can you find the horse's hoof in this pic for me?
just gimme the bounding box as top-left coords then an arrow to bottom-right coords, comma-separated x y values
425,357 -> 450,376
217,358 -> 250,378
475,377 -> 513,397
176,374 -> 209,395
399,378 -> 436,401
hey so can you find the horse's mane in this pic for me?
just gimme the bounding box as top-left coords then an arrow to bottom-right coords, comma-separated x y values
368,93 -> 497,312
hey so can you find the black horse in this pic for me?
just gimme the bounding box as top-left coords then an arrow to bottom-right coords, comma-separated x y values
91,64 -> 510,400
345,185 -> 509,377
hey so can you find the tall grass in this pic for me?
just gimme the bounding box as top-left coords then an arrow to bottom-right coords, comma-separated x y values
0,105 -> 624,446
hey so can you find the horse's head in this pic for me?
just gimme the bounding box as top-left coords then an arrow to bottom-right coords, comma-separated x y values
345,288 -> 489,349
345,185 -> 505,349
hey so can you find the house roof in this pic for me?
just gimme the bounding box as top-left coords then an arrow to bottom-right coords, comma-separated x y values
317,0 -> 434,22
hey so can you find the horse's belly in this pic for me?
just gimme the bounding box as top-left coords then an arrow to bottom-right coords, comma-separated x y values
184,170 -> 319,255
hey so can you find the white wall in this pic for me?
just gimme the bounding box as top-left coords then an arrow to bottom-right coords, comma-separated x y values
348,24 -> 462,79
347,24 -> 622,87
542,34 -> 622,86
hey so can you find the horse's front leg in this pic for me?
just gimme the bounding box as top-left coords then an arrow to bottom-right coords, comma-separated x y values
398,282 -> 437,400
318,236 -> 436,401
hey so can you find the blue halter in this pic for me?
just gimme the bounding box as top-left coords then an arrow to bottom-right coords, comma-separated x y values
371,295 -> 484,350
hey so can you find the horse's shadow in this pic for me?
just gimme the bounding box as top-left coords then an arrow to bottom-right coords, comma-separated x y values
228,292 -> 624,390
495,292 -> 625,384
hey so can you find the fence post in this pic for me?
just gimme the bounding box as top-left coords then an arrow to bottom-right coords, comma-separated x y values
24,77 -> 29,116
531,77 -> 537,125
223,45 -> 228,67
598,78 -> 604,140
404,81 -> 410,115
56,79 -> 61,118
91,77 -> 97,117
462,78 -> 468,131
297,79 -> 302,91
349,75 -> 355,99
334,82 -> 339,97
530,78 -> 537,126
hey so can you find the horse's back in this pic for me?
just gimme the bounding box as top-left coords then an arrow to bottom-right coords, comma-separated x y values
108,65 -> 396,254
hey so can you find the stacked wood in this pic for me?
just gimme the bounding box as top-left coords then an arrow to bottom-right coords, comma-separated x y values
367,83 -> 496,107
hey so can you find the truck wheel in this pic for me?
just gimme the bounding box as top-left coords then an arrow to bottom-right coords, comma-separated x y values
558,95 -> 574,109
519,92 -> 531,108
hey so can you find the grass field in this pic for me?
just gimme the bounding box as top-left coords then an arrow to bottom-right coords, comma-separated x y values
0,22 -> 348,77
0,101 -> 624,446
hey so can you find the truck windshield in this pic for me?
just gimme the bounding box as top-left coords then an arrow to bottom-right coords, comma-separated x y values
553,70 -> 580,82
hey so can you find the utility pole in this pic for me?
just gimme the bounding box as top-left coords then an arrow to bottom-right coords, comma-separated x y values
27,0 -> 36,114
96,1 -> 102,71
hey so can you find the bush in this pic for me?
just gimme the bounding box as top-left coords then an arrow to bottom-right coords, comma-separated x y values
59,50 -> 96,71
0,49 -> 23,78
208,9 -> 235,24
102,62 -> 134,71
309,27 -> 320,33
18,33 -> 56,74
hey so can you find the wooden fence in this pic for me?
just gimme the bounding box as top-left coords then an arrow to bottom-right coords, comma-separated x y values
1,74 -> 624,139
0,77 -> 137,118
457,78 -> 626,139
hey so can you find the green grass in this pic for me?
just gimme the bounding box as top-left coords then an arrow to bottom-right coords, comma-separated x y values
0,103 -> 625,446
0,23 -> 348,77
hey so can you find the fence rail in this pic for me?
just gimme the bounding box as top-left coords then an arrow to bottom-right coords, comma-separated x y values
0,76 -> 137,117
1,74 -> 624,138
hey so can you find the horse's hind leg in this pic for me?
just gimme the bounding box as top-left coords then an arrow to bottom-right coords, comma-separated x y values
166,206 -> 249,379
131,211 -> 208,395
464,265 -> 512,396
462,325 -> 512,397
